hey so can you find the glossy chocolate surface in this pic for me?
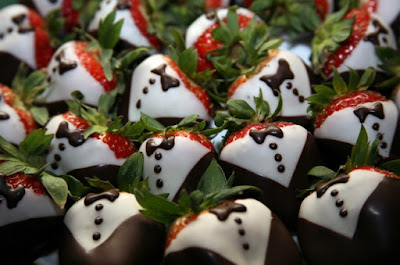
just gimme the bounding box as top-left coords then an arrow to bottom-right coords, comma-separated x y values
67,165 -> 121,186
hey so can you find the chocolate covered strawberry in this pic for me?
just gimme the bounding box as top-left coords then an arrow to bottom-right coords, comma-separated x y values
127,53 -> 212,126
138,114 -> 215,201
217,93 -> 320,227
134,161 -> 301,265
0,129 -> 69,265
312,3 -> 397,79
60,189 -> 165,265
45,100 -> 136,185
309,68 -> 399,168
205,0 -> 230,11
26,0 -> 62,17
0,4 -> 53,86
298,128 -> 400,265
35,40 -> 117,114
88,0 -> 160,50
228,49 -> 315,127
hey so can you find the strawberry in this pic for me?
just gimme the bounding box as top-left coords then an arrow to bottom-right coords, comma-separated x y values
361,0 -> 400,28
311,4 -> 397,79
127,53 -> 212,126
164,199 -> 301,265
60,189 -> 166,265
35,40 -> 117,114
227,49 -> 316,128
216,92 -> 320,228
45,110 -> 136,185
0,129 -> 67,265
308,69 -> 400,168
133,163 -> 301,265
186,8 -> 255,72
61,0 -> 80,31
0,84 -> 37,145
0,4 -> 53,85
88,0 -> 161,50
297,131 -> 400,265
314,0 -> 334,19
139,124 -> 215,201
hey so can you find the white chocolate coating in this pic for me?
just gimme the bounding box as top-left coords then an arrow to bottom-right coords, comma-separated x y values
166,199 -> 272,265
299,168 -> 385,238
45,114 -> 126,175
64,192 -> 141,252
139,135 -> 211,200
35,41 -> 106,106
220,124 -> 308,188
128,54 -> 211,122
0,95 -> 26,145
32,0 -> 61,17
314,100 -> 398,158
229,50 -> 312,117
0,4 -> 36,68
0,189 -> 64,227
88,0 -> 152,48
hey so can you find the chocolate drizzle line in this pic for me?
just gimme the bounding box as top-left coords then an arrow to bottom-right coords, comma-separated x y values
55,50 -> 78,75
316,175 -> 350,198
146,136 -> 175,156
116,0 -> 131,9
12,14 -> 26,25
150,64 -> 180,91
353,103 -> 385,123
249,125 -> 284,144
55,121 -> 86,147
84,189 -> 120,206
259,59 -> 294,96
363,19 -> 389,46
0,175 -> 25,209
0,111 -> 9,120
210,201 -> 247,221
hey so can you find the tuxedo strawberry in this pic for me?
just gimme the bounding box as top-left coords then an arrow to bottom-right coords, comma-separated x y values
0,84 -> 37,145
134,162 -> 301,265
88,0 -> 161,50
0,4 -> 53,86
45,104 -> 136,185
297,130 -> 400,265
0,129 -> 69,265
59,189 -> 165,265
165,199 -> 301,265
216,94 -> 319,227
312,4 -> 397,79
309,69 -> 400,168
205,0 -> 231,11
139,117 -> 215,201
127,53 -> 212,126
35,40 -> 117,114
228,49 -> 315,127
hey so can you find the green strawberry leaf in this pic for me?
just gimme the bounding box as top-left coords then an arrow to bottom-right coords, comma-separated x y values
349,125 -> 369,170
332,68 -> 348,96
358,67 -> 376,90
117,152 -> 144,192
176,114 -> 199,128
379,159 -> 400,176
197,159 -> 229,196
29,106 -> 49,126
59,174 -> 86,199
227,99 -> 255,119
18,129 -> 53,168
86,176 -> 115,192
0,135 -> 24,161
308,166 -> 337,180
98,11 -> 124,50
41,172 -> 68,208
178,48 -> 198,78
0,160 -> 29,176
140,112 -> 166,133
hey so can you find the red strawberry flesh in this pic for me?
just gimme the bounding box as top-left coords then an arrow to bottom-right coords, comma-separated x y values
153,130 -> 215,152
6,172 -> 46,195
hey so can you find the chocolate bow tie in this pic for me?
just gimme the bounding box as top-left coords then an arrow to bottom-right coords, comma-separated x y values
353,102 -> 385,123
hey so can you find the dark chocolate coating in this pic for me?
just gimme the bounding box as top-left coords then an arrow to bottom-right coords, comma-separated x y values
0,216 -> 63,265
172,152 -> 215,201
0,52 -> 31,86
297,176 -> 400,265
67,165 -> 121,186
220,132 -> 320,229
164,214 -> 301,265
59,214 -> 166,265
